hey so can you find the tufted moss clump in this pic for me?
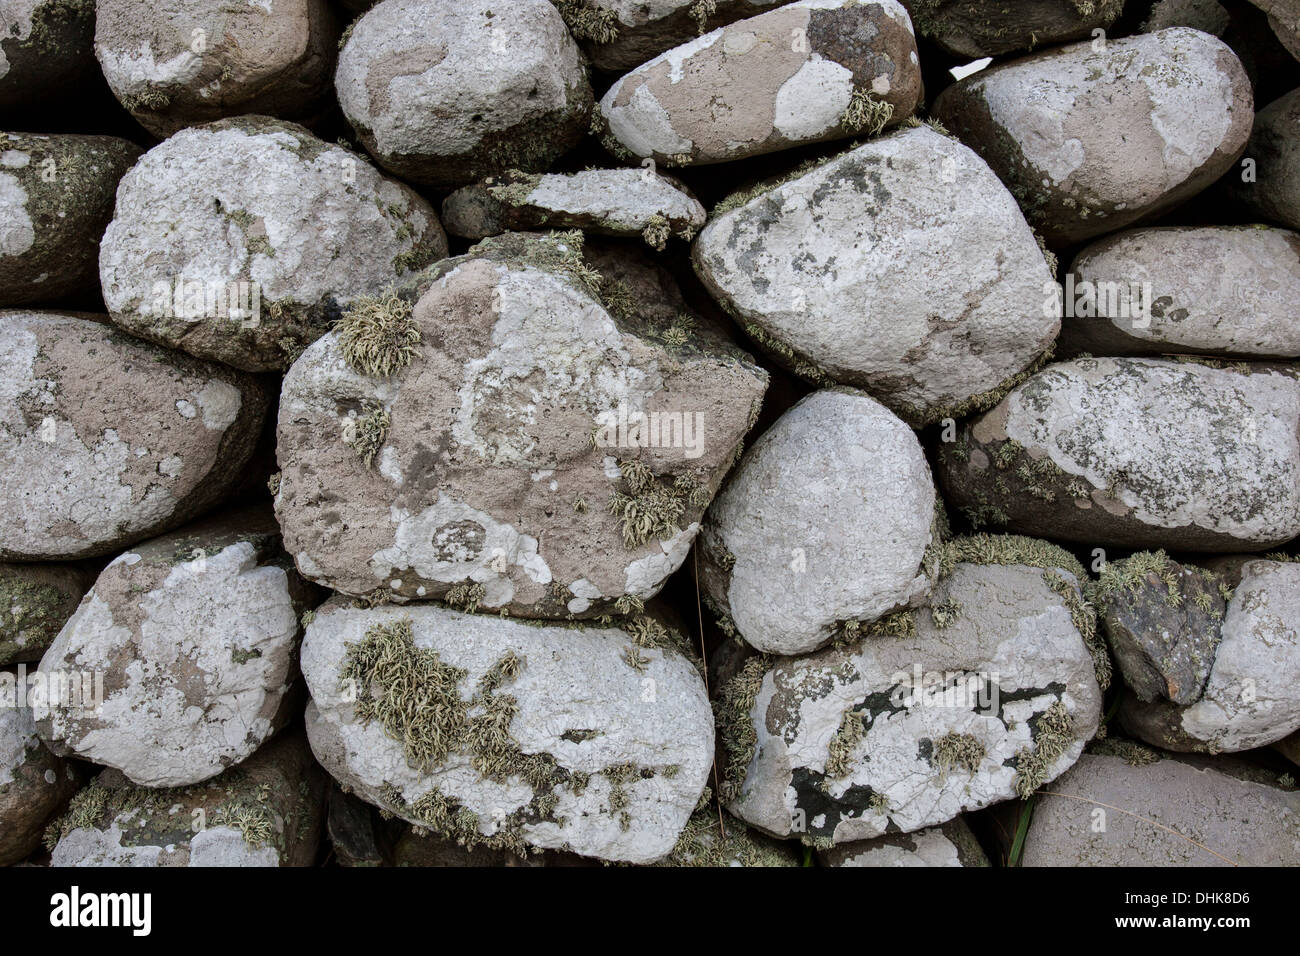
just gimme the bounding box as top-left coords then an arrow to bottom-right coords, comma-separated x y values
350,404 -> 390,468
1091,736 -> 1162,767
841,88 -> 894,135
688,0 -> 718,33
715,654 -> 774,804
824,708 -> 866,779
1013,700 -> 1074,799
120,88 -> 171,112
743,323 -> 837,386
444,581 -> 487,614
642,213 -> 671,251
337,289 -> 421,378
659,806 -> 798,866
607,459 -> 707,549
552,0 -> 621,43
931,732 -> 985,778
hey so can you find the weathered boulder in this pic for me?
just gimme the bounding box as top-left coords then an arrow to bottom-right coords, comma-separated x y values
0,133 -> 141,307
1060,225 -> 1300,358
692,126 -> 1058,426
935,28 -> 1253,244
1020,752 -> 1300,865
99,116 -> 446,373
0,669 -> 79,865
301,599 -> 714,864
36,508 -> 318,786
1228,88 -> 1300,231
0,562 -> 93,666
818,815 -> 989,866
698,389 -> 936,656
598,0 -> 921,167
936,358 -> 1300,551
442,169 -> 706,248
902,0 -> 1122,57
94,0 -> 339,137
0,0 -> 96,109
0,311 -> 267,561
336,0 -> 592,187
275,232 -> 767,616
716,536 -> 1105,844
46,731 -> 326,867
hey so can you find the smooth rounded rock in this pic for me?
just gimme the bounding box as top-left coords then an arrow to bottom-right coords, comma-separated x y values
1229,88 -> 1300,231
0,669 -> 79,865
902,0 -> 1123,57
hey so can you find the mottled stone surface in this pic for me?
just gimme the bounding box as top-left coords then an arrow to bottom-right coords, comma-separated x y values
337,0 -> 592,187
818,815 -> 989,866
693,126 -> 1057,425
935,28 -> 1253,244
937,358 -> 1300,551
1229,88 -> 1300,231
0,311 -> 267,561
599,0 -> 921,166
0,0 -> 96,109
99,116 -> 446,372
902,0 -> 1122,57
1,669 -> 79,865
0,562 -> 93,666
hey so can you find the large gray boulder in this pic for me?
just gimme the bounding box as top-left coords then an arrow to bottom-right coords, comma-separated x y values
1228,88 -> 1300,232
0,562 -> 93,666
693,126 -> 1058,426
0,0 -> 96,109
301,599 -> 714,864
99,116 -> 446,373
936,358 -> 1300,551
0,311 -> 268,561
935,28 -> 1253,244
1,669 -> 79,865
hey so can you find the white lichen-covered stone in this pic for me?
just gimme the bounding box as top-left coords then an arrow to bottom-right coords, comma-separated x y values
693,126 -> 1057,425
275,233 -> 767,617
1120,559 -> 1300,753
599,0 -> 921,166
36,509 -> 317,787
699,390 -> 934,655
0,0 -> 96,108
0,311 -> 267,561
99,116 -> 446,373
336,0 -> 592,187
1061,225 -> 1300,358
937,358 -> 1300,550
935,28 -> 1253,244
301,598 -> 714,864
719,557 -> 1102,844
818,816 -> 989,866
1228,88 -> 1300,231
94,0 -> 339,136
1,669 -> 79,865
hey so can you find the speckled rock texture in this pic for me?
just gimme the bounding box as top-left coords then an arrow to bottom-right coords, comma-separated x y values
94,0 -> 339,137
1060,225 -> 1300,358
599,0 -> 921,167
818,815 -> 989,866
301,598 -> 714,864
336,0 -> 592,187
0,133 -> 140,307
1118,559 -> 1300,753
0,562 -> 94,666
0,311 -> 268,561
719,552 -> 1102,844
693,126 -> 1058,426
902,0 -> 1123,57
936,358 -> 1300,551
1228,88 -> 1300,231
698,389 -> 936,656
99,116 -> 446,373
36,508 -> 318,787
0,669 -> 80,865
935,28 -> 1253,244
0,0 -> 96,109
275,232 -> 767,617
1021,753 -> 1300,865
442,169 -> 706,247
47,730 -> 326,867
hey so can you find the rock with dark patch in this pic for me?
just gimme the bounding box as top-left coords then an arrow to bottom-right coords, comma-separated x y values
692,126 -> 1057,426
818,815 -> 989,866
301,598 -> 714,864
336,0 -> 592,188
716,537 -> 1104,844
1060,226 -> 1300,358
1228,88 -> 1300,231
47,731 -> 326,867
326,782 -> 388,866
598,0 -> 921,167
1020,752 -> 1300,865
936,358 -> 1300,551
0,562 -> 93,666
698,389 -> 936,656
0,133 -> 140,307
442,169 -> 706,247
275,232 -> 767,617
0,669 -> 79,865
1118,559 -> 1300,753
554,0 -> 785,73
1093,552 -> 1227,705
99,116 -> 446,373
0,0 -> 96,109
1142,0 -> 1231,35
36,508 -> 318,787
903,0 -> 1122,57
934,28 -> 1253,244
0,311 -> 268,561
94,0 -> 340,137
